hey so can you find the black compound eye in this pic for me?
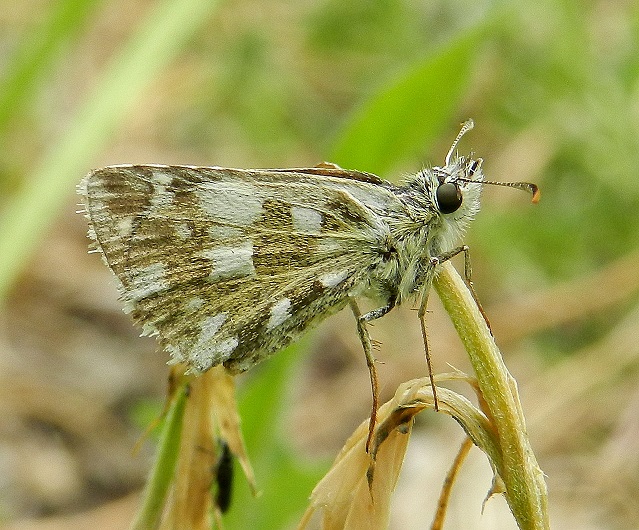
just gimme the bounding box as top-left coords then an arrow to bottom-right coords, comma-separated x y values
436,182 -> 463,214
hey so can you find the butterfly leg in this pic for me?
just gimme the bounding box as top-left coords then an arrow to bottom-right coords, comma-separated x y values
417,244 -> 492,412
459,245 -> 492,333
416,250 -> 460,412
349,296 -> 397,453
417,245 -> 472,412
417,286 -> 438,410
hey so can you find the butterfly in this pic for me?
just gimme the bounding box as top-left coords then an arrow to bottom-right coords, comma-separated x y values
79,119 -> 538,450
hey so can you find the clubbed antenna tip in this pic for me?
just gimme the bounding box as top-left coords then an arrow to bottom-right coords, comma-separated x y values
477,179 -> 540,203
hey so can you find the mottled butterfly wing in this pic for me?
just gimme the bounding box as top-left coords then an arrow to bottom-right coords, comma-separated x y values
80,164 -> 406,373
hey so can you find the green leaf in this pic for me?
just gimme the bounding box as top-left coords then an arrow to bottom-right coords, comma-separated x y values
330,23 -> 490,176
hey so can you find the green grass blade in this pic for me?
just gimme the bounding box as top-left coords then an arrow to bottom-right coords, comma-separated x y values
130,383 -> 189,530
0,0 -> 101,131
0,0 -> 219,302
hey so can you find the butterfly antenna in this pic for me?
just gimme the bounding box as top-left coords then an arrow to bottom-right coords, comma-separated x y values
446,119 -> 475,166
458,177 -> 541,203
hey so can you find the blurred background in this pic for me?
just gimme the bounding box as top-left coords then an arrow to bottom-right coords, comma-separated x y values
1,0 -> 638,528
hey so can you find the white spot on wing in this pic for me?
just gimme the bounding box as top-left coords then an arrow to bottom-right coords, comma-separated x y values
117,216 -> 134,237
127,263 -> 169,301
191,328 -> 239,371
291,206 -> 323,234
175,222 -> 192,239
319,270 -> 349,288
195,183 -> 262,227
150,170 -> 175,210
219,336 -> 238,356
153,171 -> 174,186
187,313 -> 238,370
186,297 -> 204,311
266,298 -> 292,330
204,242 -> 255,279
199,313 -> 228,342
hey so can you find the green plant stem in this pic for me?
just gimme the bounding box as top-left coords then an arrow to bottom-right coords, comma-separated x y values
433,261 -> 549,530
130,383 -> 189,530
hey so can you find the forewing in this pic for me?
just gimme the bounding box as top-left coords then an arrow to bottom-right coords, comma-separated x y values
80,165 -> 405,373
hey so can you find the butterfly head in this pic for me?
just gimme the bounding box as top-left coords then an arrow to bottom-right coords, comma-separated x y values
433,119 -> 539,219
